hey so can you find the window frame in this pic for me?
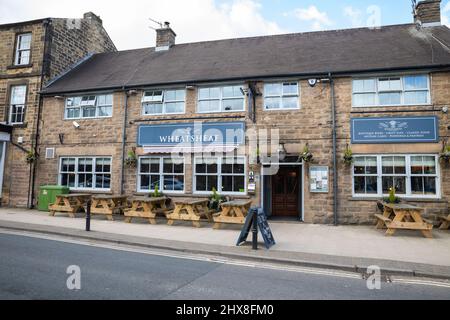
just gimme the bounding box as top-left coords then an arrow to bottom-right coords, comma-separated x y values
14,33 -> 32,66
58,156 -> 112,191
193,156 -> 247,195
352,154 -> 440,199
352,74 -> 431,107
64,93 -> 113,120
197,84 -> 246,113
137,156 -> 185,194
141,88 -> 186,116
263,81 -> 300,111
9,84 -> 27,125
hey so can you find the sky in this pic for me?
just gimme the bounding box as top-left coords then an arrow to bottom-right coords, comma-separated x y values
1,0 -> 450,50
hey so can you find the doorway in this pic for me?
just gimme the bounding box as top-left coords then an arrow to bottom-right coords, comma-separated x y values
262,164 -> 303,220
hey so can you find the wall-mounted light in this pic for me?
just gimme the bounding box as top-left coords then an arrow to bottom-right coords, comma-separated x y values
442,106 -> 448,114
277,143 -> 287,161
54,95 -> 65,99
186,85 -> 196,90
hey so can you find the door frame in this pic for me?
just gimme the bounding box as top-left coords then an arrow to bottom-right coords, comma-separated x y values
0,142 -> 6,198
261,162 -> 304,221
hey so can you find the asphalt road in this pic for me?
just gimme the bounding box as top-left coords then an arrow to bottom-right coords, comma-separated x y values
0,232 -> 449,300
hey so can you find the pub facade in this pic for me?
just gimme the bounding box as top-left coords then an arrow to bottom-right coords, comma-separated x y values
36,1 -> 450,224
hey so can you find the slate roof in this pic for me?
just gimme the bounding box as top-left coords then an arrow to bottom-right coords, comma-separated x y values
42,23 -> 450,94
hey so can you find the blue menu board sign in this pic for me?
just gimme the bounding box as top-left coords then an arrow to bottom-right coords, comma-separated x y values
351,116 -> 439,144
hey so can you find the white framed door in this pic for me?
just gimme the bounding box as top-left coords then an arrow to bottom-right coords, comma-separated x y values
0,142 -> 6,197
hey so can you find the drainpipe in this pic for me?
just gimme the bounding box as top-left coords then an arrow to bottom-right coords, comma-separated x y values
329,72 -> 338,226
29,18 -> 51,209
120,88 -> 129,195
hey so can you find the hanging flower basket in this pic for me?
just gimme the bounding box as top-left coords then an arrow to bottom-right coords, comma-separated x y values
439,146 -> 450,164
300,144 -> 313,163
125,148 -> 137,168
343,144 -> 353,165
26,151 -> 38,164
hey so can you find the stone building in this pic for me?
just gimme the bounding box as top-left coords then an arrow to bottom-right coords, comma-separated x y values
38,0 -> 449,224
0,12 -> 116,207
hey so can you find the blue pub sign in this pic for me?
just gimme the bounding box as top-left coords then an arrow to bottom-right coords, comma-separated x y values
351,116 -> 439,144
137,121 -> 245,146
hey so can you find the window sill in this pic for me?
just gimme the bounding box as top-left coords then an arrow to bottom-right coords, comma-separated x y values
7,64 -> 33,70
69,189 -> 113,194
10,122 -> 27,128
348,196 -> 445,203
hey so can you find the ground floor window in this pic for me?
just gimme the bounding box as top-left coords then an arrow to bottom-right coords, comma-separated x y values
138,157 -> 184,193
59,157 -> 112,190
353,154 -> 439,198
194,156 -> 246,194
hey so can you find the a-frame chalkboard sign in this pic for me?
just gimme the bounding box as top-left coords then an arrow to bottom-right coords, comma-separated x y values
236,208 -> 275,249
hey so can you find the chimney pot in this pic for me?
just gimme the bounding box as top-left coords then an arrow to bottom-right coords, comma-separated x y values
414,0 -> 441,27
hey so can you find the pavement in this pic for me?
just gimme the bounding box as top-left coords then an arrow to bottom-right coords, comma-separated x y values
1,233 -> 449,300
0,207 -> 449,279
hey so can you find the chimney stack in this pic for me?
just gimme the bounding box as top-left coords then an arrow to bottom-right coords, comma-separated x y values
414,0 -> 441,27
83,12 -> 103,25
155,22 -> 176,51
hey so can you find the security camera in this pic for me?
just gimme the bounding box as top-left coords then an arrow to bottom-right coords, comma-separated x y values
443,106 -> 449,114
308,79 -> 317,87
72,121 -> 80,129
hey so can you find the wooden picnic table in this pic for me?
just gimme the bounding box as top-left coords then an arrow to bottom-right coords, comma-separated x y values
166,198 -> 213,228
213,200 -> 252,229
375,202 -> 433,238
123,196 -> 169,224
49,193 -> 92,218
438,213 -> 450,230
90,195 -> 128,221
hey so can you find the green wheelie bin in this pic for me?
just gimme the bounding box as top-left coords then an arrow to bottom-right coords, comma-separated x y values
38,185 -> 70,211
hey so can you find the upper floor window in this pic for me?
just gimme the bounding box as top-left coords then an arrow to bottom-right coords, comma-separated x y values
65,94 -> 113,119
142,89 -> 185,115
198,85 -> 245,113
352,74 -> 430,107
9,85 -> 27,124
14,33 -> 32,65
264,82 -> 299,110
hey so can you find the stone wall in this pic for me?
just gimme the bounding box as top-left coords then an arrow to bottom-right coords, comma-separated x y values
0,14 -> 116,207
36,73 -> 450,223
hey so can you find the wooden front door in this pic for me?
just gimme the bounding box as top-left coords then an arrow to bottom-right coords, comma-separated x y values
271,166 -> 300,217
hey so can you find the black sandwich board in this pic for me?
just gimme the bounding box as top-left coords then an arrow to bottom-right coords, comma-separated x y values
236,207 -> 275,249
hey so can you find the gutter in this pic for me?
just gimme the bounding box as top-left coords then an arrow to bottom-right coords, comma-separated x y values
29,18 -> 50,209
329,73 -> 338,226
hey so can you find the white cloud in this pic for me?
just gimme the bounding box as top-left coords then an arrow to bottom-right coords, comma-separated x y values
0,0 -> 287,50
343,6 -> 363,27
442,1 -> 450,27
292,5 -> 332,31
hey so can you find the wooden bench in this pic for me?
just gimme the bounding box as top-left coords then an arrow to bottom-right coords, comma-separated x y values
213,200 -> 252,229
166,198 -> 213,228
438,214 -> 450,230
374,213 -> 392,227
124,196 -> 169,224
374,202 -> 433,238
90,195 -> 127,221
49,194 -> 91,218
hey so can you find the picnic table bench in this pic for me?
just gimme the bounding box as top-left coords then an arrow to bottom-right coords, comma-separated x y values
166,198 -> 213,228
213,200 -> 252,229
438,213 -> 450,230
90,195 -> 128,221
375,202 -> 433,238
49,193 -> 91,218
123,196 -> 169,224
